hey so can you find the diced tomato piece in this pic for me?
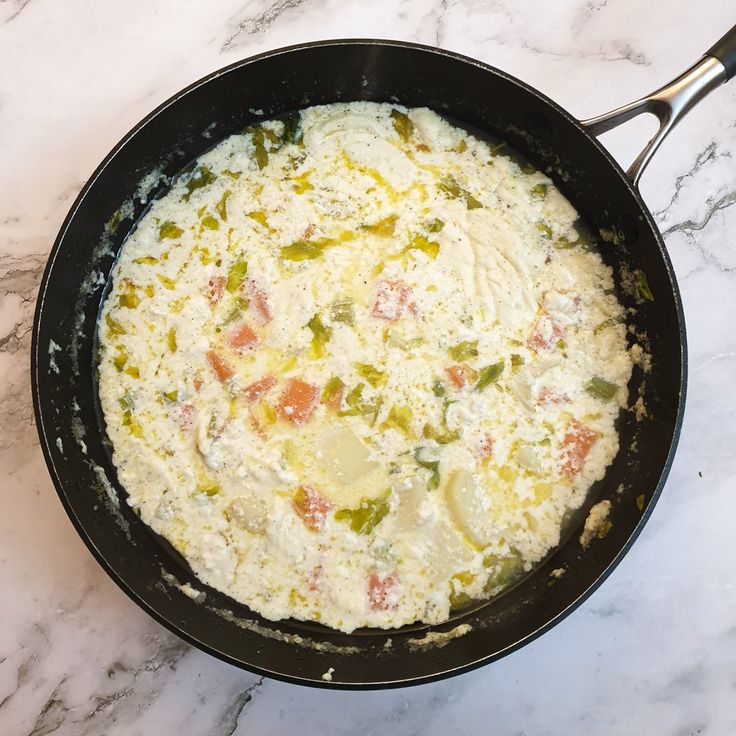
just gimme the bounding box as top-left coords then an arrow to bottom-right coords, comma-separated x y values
245,279 -> 271,322
560,419 -> 598,479
276,378 -> 319,425
293,486 -> 333,532
479,434 -> 494,460
173,403 -> 196,431
307,564 -> 323,591
367,572 -> 398,612
226,321 -> 258,354
206,276 -> 226,306
248,410 -> 268,440
416,143 -> 431,153
528,313 -> 564,351
302,223 -> 315,240
242,375 -> 276,402
372,279 -> 413,321
538,387 -> 571,406
193,374 -> 204,392
446,364 -> 475,388
206,350 -> 234,382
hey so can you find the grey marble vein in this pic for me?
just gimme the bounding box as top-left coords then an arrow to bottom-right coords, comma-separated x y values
222,0 -> 318,51
0,0 -> 32,25
654,141 -> 732,222
662,188 -> 736,241
27,678 -> 68,736
433,0 -> 449,48
214,677 -> 264,736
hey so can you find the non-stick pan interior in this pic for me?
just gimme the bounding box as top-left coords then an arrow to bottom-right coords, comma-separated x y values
32,40 -> 685,687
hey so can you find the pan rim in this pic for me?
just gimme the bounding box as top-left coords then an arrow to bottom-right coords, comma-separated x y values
31,37 -> 687,688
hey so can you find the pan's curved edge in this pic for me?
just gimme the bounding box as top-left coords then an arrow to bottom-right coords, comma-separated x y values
31,38 -> 688,688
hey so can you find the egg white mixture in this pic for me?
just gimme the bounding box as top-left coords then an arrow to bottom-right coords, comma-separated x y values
98,102 -> 634,632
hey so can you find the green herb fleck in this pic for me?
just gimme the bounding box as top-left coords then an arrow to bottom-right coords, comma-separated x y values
636,494 -> 646,511
335,492 -> 391,534
531,183 -> 548,199
363,215 -> 398,237
199,483 -> 221,497
122,410 -> 143,438
633,269 -> 654,302
118,291 -> 140,309
307,313 -> 332,358
475,361 -> 505,391
465,192 -> 483,209
201,215 -> 219,231
422,423 -> 460,444
390,109 -> 414,141
403,233 -> 440,259
183,166 -> 216,201
280,240 -> 327,261
414,448 -> 440,490
448,340 -> 478,362
379,404 -> 414,438
118,391 -> 135,410
113,349 -> 128,372
553,236 -> 575,250
338,383 -> 365,416
281,113 -> 303,145
594,317 -> 616,335
222,306 -> 243,325
536,222 -> 553,239
158,221 -> 183,240
426,218 -> 445,233
250,128 -> 269,169
355,363 -> 387,387
133,256 -> 158,265
330,299 -> 355,326
321,376 -> 345,406
337,382 -> 381,423
215,190 -> 232,222
585,376 -> 618,402
226,258 -> 248,293
105,314 -> 126,335
438,176 -> 483,209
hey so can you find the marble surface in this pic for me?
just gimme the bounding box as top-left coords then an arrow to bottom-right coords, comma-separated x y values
2,0 -> 735,733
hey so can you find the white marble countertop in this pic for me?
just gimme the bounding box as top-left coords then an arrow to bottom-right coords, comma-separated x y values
2,0 -> 735,733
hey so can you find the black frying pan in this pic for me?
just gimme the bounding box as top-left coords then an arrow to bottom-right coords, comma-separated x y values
31,27 -> 736,688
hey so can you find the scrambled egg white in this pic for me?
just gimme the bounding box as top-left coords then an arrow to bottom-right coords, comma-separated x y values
98,103 -> 633,632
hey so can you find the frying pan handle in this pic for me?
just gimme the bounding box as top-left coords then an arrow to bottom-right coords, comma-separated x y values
708,24 -> 736,80
580,25 -> 735,186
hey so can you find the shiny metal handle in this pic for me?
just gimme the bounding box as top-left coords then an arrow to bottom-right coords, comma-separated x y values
581,54 -> 728,186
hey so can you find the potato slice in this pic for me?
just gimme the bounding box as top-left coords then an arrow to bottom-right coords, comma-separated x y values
226,495 -> 267,534
319,424 -> 378,485
445,469 -> 497,548
426,519 -> 475,581
391,477 -> 426,533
